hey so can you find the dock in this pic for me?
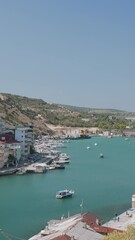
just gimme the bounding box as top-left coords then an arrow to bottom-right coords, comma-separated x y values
103,194 -> 135,231
103,208 -> 135,231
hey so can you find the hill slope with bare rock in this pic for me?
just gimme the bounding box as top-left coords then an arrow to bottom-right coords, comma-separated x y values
0,93 -> 131,136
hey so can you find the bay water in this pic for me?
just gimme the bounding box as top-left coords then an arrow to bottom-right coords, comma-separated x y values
0,136 -> 135,239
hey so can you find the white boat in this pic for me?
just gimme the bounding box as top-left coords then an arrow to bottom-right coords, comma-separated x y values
100,153 -> 104,158
46,165 -> 56,170
59,153 -> 70,160
56,189 -> 74,199
58,158 -> 71,164
54,158 -> 70,164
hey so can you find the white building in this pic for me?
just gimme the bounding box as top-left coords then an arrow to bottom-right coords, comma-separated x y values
0,139 -> 22,168
15,126 -> 34,159
5,141 -> 21,164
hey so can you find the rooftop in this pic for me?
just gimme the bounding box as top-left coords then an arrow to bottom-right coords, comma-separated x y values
29,213 -> 103,240
29,212 -> 119,240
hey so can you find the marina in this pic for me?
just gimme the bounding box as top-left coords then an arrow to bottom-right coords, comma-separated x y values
103,207 -> 135,231
1,136 -> 135,239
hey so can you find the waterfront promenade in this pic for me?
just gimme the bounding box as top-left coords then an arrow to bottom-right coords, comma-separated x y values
103,207 -> 135,231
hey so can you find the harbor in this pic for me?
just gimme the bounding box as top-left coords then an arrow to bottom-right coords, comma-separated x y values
1,136 -> 135,239
0,137 -> 70,176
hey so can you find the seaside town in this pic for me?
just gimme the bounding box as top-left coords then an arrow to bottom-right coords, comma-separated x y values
0,115 -> 99,176
0,117 -> 72,176
2,0 -> 135,239
1,116 -> 135,240
0,115 -> 134,177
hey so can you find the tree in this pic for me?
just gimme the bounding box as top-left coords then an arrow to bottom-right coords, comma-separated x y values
80,129 -> 84,135
8,154 -> 16,165
102,225 -> 135,240
30,145 -> 35,154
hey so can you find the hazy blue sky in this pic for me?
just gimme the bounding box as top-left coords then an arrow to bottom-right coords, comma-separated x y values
0,0 -> 135,111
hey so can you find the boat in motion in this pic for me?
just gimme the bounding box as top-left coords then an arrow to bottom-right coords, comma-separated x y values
56,189 -> 75,199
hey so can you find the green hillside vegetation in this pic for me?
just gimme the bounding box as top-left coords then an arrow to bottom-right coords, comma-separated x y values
61,104 -> 125,114
0,93 -> 134,136
102,225 -> 135,240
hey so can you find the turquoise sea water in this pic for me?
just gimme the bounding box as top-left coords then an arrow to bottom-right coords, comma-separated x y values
1,136 -> 135,239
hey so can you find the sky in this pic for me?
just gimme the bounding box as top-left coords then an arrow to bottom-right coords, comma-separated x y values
0,0 -> 135,112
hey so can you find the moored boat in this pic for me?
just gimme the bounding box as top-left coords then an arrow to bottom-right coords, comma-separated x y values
100,153 -> 104,158
0,168 -> 17,176
58,158 -> 70,164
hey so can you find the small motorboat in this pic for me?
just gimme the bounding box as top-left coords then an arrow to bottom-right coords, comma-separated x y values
100,153 -> 104,158
56,189 -> 74,199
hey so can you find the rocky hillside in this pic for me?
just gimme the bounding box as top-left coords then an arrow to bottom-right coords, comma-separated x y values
0,93 -> 132,136
0,93 -> 74,135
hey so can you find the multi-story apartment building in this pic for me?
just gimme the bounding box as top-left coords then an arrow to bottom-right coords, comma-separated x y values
5,140 -> 21,165
0,133 -> 22,168
15,126 -> 34,160
0,122 -> 34,167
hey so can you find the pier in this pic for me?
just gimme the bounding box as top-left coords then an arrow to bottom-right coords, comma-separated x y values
103,208 -> 135,231
103,194 -> 135,231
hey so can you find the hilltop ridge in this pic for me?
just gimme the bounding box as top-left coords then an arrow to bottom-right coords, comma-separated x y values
0,93 -> 132,136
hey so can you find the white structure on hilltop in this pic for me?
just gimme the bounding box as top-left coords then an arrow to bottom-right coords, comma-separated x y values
15,126 -> 34,160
